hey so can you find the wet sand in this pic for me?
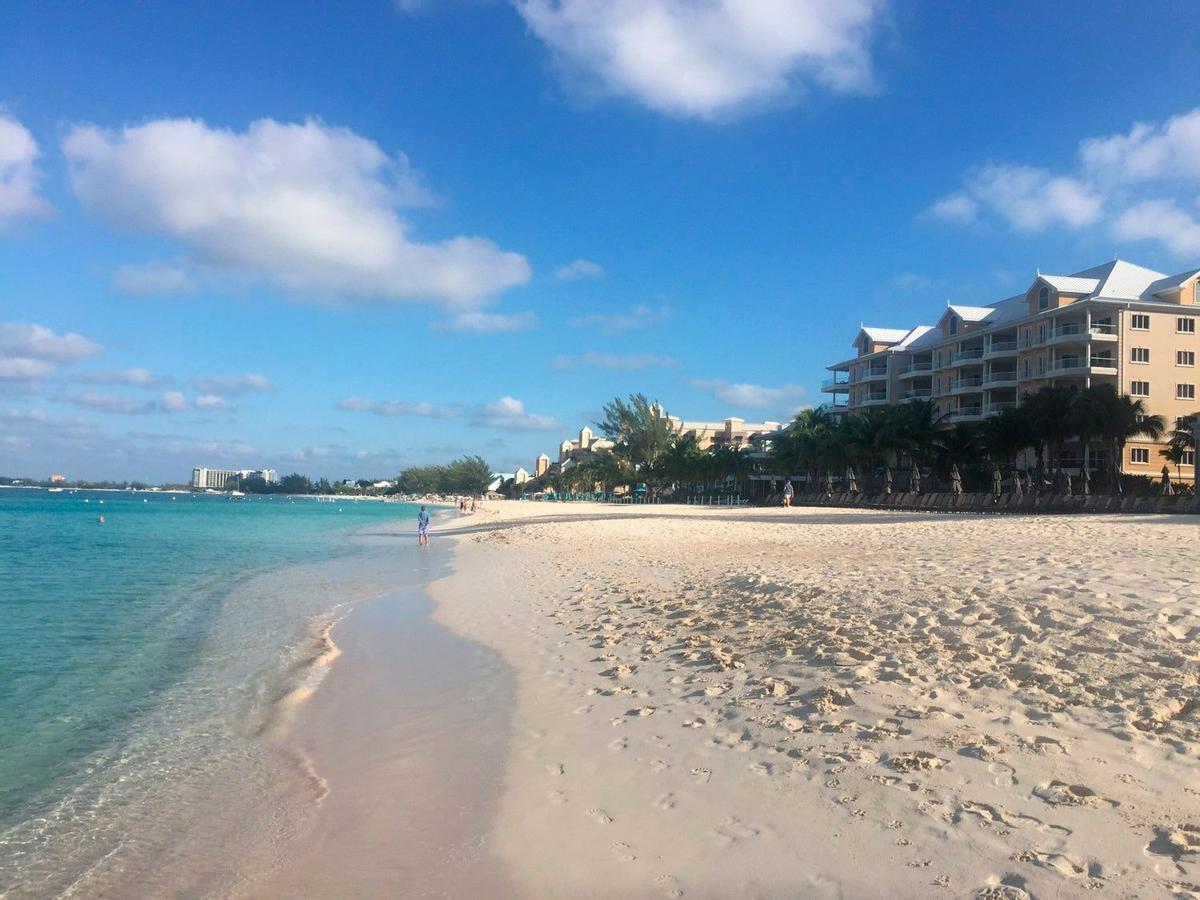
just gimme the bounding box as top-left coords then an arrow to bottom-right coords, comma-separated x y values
239,541 -> 515,899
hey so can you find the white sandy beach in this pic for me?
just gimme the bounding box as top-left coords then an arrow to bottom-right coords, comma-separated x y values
413,503 -> 1200,899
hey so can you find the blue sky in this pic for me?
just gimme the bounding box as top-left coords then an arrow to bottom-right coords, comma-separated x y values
2,0 -> 1199,481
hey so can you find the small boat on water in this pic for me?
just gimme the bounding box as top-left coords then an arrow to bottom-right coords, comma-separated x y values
48,487 -> 64,493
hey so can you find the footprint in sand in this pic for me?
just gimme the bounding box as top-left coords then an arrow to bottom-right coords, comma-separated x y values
653,792 -> 677,810
649,758 -> 670,772
609,737 -> 628,751
573,704 -> 594,715
587,808 -> 613,825
547,790 -> 568,805
546,762 -> 565,776
626,706 -> 656,717
612,841 -> 636,862
654,874 -> 684,898
690,767 -> 712,784
1033,781 -> 1108,808
988,761 -> 1017,788
1011,848 -> 1088,878
712,816 -> 760,847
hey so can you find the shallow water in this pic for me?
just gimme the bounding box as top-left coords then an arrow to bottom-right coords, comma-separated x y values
0,489 -> 424,897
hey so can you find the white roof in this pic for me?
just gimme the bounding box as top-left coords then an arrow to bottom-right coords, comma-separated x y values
892,325 -> 934,349
947,304 -> 994,322
859,326 -> 910,344
1038,275 -> 1099,294
1146,268 -> 1200,296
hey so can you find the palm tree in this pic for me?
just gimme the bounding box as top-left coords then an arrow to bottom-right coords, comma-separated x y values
1100,394 -> 1166,477
980,406 -> 1035,473
1070,384 -> 1114,472
894,399 -> 947,467
842,407 -> 902,473
773,408 -> 833,488
1160,442 -> 1189,483
1166,413 -> 1198,453
1023,384 -> 1079,472
934,423 -> 982,484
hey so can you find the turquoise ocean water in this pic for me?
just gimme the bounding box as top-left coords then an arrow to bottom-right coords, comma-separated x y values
0,488 -> 422,896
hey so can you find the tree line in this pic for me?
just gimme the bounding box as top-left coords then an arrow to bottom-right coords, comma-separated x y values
520,388 -> 1196,498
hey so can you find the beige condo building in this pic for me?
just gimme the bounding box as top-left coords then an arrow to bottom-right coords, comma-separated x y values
823,260 -> 1198,482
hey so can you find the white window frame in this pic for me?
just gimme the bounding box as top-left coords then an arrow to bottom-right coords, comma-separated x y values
1183,449 -> 1196,467
1130,447 -> 1150,464
1177,350 -> 1196,367
1130,380 -> 1150,397
1177,383 -> 1197,401
1178,316 -> 1197,334
1131,347 -> 1150,364
1038,286 -> 1050,311
1131,313 -> 1151,331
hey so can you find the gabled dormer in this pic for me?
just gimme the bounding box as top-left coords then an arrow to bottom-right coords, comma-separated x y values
1026,274 -> 1098,314
852,326 -> 908,357
1146,268 -> 1200,305
936,305 -> 992,339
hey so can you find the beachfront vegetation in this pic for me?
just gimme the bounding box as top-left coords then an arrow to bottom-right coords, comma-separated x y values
392,455 -> 493,496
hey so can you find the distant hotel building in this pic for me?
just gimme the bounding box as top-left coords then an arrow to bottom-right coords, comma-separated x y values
191,467 -> 279,490
823,259 -> 1198,480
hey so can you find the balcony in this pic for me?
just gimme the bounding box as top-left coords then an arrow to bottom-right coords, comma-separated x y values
897,361 -> 933,379
856,395 -> 890,407
985,371 -> 1018,386
852,368 -> 889,383
948,376 -> 984,395
901,388 -> 932,400
986,400 -> 1018,414
1051,357 -> 1118,375
951,349 -> 985,365
821,378 -> 850,393
1046,322 -> 1119,346
948,406 -> 985,422
983,340 -> 1018,360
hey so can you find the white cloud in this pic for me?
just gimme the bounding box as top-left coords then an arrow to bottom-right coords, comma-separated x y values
0,357 -> 55,381
692,378 -> 807,410
432,310 -> 539,333
112,261 -> 198,297
193,393 -> 228,410
336,395 -> 454,418
927,105 -> 1200,258
554,258 -> 604,280
79,367 -> 163,387
64,392 -> 156,414
190,372 -> 276,395
472,396 -> 560,431
0,115 -> 52,228
63,117 -> 530,306
1113,199 -> 1200,258
0,322 -> 103,362
159,390 -> 189,412
568,303 -> 670,334
1080,108 -> 1200,186
0,323 -> 103,383
516,0 -> 884,120
551,351 -> 680,370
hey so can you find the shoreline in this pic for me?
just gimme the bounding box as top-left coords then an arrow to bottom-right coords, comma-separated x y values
234,513 -> 516,898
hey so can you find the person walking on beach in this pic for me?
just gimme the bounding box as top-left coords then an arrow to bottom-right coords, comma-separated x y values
417,505 -> 431,546
782,480 -> 794,508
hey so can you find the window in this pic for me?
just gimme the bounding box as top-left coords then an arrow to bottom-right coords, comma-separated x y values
1195,281 -> 1199,305
1131,347 -> 1151,364
1130,448 -> 1150,464
1179,317 -> 1197,334
1178,383 -> 1197,400
1038,357 -> 1047,376
1183,450 -> 1196,467
1021,360 -> 1030,379
1038,286 -> 1050,310
1178,350 -> 1196,367
1038,323 -> 1048,342
949,317 -> 958,335
1131,380 -> 1150,397
1131,313 -> 1150,330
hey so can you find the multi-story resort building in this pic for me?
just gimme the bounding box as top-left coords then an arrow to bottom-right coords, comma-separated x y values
823,260 -> 1198,481
191,467 -> 279,490
670,416 -> 782,450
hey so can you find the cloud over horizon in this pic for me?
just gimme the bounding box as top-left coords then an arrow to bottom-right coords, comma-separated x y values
63,117 -> 531,307
0,322 -> 103,383
691,377 -> 806,412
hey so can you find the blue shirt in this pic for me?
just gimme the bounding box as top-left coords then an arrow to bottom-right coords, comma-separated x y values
418,510 -> 430,527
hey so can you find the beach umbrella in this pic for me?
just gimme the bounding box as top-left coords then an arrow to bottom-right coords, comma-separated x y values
823,471 -> 835,494
950,463 -> 963,496
1110,460 -> 1123,496
1054,468 -> 1067,494
846,464 -> 859,493
1034,458 -> 1046,492
910,461 -> 921,494
1161,465 -> 1172,496
1063,472 -> 1072,497
1079,466 -> 1090,496
883,464 -> 893,495
1012,469 -> 1024,498
991,464 -> 1002,498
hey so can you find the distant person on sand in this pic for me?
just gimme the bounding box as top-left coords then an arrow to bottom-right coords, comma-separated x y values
470,497 -> 476,513
417,505 -> 431,546
782,480 -> 794,508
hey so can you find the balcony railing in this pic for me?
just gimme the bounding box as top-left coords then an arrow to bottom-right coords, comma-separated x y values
986,401 -> 1018,413
986,340 -> 1018,354
852,369 -> 889,382
898,362 -> 933,376
821,378 -> 849,391
902,388 -> 932,400
985,371 -> 1018,384
948,406 -> 984,419
948,377 -> 984,391
951,349 -> 985,364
